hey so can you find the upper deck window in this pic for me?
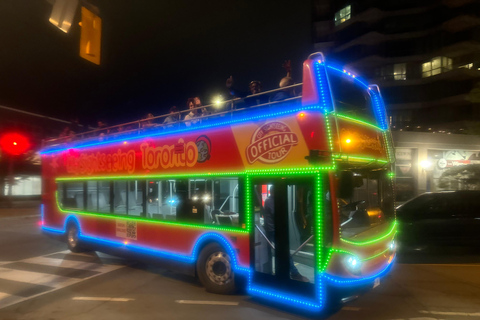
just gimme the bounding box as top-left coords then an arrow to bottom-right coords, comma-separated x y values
328,72 -> 376,125
334,5 -> 351,26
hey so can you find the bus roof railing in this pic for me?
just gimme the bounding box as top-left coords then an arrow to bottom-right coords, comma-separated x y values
42,83 -> 303,148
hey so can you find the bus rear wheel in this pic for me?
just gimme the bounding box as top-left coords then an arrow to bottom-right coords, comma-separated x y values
66,223 -> 84,253
197,243 -> 236,294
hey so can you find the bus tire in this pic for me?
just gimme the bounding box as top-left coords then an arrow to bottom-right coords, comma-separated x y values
197,243 -> 236,294
66,223 -> 84,253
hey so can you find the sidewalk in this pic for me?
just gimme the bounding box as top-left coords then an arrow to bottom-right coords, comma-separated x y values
0,200 -> 41,219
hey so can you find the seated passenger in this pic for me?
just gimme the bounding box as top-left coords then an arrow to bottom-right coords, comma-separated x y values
184,98 -> 200,127
226,76 -> 269,108
163,106 -> 180,125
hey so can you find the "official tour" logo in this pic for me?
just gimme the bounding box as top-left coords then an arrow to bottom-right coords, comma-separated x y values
246,121 -> 298,164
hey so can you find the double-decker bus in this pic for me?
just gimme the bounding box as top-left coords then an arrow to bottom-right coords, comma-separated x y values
40,53 -> 396,313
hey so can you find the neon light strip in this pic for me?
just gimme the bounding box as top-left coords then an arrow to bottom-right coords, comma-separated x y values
248,286 -> 321,311
40,104 -> 326,155
334,113 -> 384,131
55,167 -> 333,181
362,248 -> 390,261
54,192 -> 248,234
340,221 -> 397,246
42,220 -> 250,272
333,154 -> 389,164
322,257 -> 395,286
315,173 -> 324,303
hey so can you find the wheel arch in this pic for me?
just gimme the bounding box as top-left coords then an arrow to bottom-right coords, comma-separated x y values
63,215 -> 81,235
192,233 -> 240,276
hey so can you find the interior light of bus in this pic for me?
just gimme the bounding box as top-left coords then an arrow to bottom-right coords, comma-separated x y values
202,195 -> 210,202
192,196 -> 198,201
345,138 -> 351,144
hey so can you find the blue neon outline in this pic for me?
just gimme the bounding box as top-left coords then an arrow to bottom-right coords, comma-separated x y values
40,103 -> 317,155
324,64 -> 389,130
41,215 -> 250,272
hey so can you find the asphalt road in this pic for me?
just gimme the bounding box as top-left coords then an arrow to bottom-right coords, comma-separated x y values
1,214 -> 480,320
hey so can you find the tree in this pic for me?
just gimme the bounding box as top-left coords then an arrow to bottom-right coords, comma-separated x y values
438,164 -> 480,190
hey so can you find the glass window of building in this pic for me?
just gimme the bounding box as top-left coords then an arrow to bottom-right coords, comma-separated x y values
376,63 -> 406,81
334,5 -> 351,26
422,57 -> 452,78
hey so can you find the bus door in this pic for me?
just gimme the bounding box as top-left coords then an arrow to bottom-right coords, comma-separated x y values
251,177 -> 316,298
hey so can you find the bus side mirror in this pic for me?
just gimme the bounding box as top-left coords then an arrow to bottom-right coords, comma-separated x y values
338,171 -> 354,199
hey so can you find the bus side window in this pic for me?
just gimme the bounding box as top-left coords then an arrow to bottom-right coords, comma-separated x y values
61,182 -> 84,210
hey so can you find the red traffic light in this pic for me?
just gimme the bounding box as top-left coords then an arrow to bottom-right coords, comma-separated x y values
0,133 -> 31,156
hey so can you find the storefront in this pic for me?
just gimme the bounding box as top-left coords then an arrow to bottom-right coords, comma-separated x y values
392,131 -> 480,202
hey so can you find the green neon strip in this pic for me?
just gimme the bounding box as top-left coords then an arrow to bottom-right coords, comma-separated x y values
361,248 -> 390,261
333,154 -> 389,164
245,174 -> 252,232
320,246 -> 391,271
56,167 -> 335,182
340,221 -> 397,246
324,115 -> 336,167
315,173 -> 323,283
333,113 -> 384,131
55,192 -> 249,234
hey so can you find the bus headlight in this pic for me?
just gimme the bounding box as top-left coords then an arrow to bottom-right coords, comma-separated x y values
389,240 -> 396,253
344,255 -> 362,275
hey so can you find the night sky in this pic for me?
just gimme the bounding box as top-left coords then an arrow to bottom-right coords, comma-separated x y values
0,0 -> 313,127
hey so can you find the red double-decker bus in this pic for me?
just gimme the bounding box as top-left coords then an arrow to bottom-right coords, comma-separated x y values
40,53 -> 396,313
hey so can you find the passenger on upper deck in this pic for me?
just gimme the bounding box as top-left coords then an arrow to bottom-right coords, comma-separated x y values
271,60 -> 297,103
142,113 -> 156,128
184,98 -> 200,127
194,97 -> 210,116
163,106 -> 180,125
225,76 -> 269,108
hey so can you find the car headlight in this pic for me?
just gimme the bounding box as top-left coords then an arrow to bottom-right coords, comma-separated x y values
344,255 -> 362,275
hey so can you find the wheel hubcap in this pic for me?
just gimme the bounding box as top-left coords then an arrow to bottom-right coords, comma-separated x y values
205,251 -> 232,285
68,227 -> 78,247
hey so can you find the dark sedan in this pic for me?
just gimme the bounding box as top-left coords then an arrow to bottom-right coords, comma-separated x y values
396,191 -> 480,249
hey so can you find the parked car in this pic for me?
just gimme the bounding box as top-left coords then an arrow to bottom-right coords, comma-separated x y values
396,191 -> 480,248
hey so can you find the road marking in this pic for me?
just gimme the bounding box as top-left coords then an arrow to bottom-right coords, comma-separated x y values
73,297 -> 134,302
175,300 -> 239,306
420,310 -> 480,317
0,250 -> 127,310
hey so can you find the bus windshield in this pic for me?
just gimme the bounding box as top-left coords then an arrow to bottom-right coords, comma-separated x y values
328,72 -> 376,125
338,169 -> 394,239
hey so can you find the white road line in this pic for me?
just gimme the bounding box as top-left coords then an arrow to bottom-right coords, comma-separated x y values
21,256 -> 124,273
420,310 -> 480,317
73,297 -> 134,302
0,268 -> 78,287
175,300 -> 239,306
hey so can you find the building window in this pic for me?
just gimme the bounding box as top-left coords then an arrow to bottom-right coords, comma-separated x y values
422,57 -> 452,78
376,63 -> 406,81
459,63 -> 473,69
334,5 -> 351,26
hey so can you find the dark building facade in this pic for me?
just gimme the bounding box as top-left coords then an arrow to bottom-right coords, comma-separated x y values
313,0 -> 480,200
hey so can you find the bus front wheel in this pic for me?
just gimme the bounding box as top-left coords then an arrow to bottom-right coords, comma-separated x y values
66,223 -> 83,253
197,243 -> 236,294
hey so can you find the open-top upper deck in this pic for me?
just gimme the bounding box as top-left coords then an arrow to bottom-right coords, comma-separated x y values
40,53 -> 394,178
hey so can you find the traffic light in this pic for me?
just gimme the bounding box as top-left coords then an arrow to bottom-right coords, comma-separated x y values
0,133 -> 31,156
79,6 -> 101,65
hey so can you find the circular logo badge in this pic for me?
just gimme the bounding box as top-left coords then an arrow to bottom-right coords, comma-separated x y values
246,121 -> 299,164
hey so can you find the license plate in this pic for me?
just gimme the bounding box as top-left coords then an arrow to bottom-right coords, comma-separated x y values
373,277 -> 380,288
